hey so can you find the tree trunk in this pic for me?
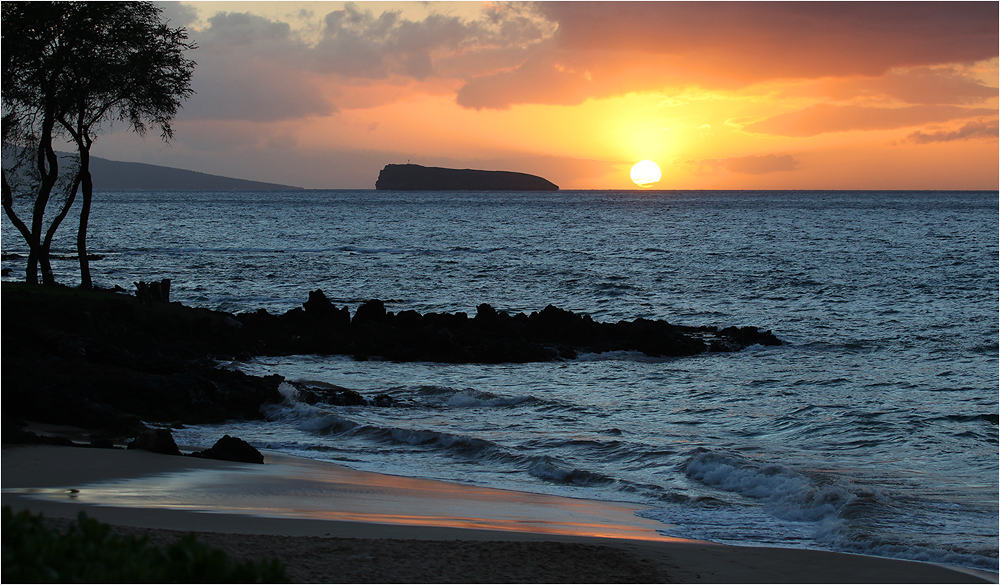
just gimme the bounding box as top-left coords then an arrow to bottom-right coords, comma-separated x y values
76,146 -> 93,290
41,174 -> 81,285
25,251 -> 39,284
28,114 -> 60,285
1,169 -> 41,284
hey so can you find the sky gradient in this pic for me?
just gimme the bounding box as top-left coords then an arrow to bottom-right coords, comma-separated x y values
94,1 -> 999,190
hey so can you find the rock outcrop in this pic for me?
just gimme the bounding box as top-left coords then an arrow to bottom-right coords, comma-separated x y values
2,283 -> 780,438
2,284 -> 285,435
375,164 -> 558,191
234,292 -> 782,363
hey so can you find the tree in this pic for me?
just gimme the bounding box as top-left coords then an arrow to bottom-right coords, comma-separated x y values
2,4 -> 81,285
1,2 -> 195,288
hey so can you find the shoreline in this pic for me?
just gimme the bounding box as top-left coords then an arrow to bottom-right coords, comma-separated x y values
3,444 -> 993,583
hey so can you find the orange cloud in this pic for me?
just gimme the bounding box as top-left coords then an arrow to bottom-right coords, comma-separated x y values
905,119 -> 999,144
807,67 -> 998,106
743,104 -> 996,137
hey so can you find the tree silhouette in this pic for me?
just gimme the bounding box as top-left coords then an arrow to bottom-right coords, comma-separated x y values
2,1 -> 195,287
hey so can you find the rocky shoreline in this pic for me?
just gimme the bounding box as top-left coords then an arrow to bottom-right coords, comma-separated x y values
2,283 -> 780,441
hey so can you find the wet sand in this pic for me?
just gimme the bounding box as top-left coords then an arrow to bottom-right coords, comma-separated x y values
2,444 -> 993,583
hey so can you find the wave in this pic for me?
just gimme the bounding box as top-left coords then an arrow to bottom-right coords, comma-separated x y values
638,448 -> 999,571
445,390 -> 534,407
682,449 -> 859,523
527,455 -> 615,485
263,382 -> 671,494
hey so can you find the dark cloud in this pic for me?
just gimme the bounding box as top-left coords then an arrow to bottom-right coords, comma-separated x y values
905,119 -> 999,144
543,2 -> 997,75
696,154 -> 800,175
743,104 -> 997,137
180,12 -> 335,122
312,2 -> 550,80
179,3 -> 554,119
458,1 -> 998,109
155,1 -> 199,28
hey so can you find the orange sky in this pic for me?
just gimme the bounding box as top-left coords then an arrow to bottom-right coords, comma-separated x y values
94,1 -> 998,189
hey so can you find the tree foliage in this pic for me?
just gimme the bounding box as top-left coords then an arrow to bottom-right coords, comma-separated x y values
1,1 -> 196,287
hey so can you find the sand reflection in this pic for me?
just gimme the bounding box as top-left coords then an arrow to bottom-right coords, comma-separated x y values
10,453 -> 692,542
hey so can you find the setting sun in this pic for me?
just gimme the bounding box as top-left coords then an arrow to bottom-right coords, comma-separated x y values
630,160 -> 662,188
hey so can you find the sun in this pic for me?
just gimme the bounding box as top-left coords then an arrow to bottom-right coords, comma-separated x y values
630,160 -> 661,188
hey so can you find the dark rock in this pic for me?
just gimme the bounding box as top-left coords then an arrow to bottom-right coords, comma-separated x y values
134,278 -> 171,305
190,434 -> 263,464
287,382 -> 394,408
3,427 -> 76,447
303,289 -> 335,317
127,428 -> 181,456
312,387 -> 368,406
353,299 -> 386,327
375,163 -> 558,191
711,326 -> 782,351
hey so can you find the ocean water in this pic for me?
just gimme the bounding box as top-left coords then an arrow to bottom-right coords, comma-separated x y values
3,189 -> 997,571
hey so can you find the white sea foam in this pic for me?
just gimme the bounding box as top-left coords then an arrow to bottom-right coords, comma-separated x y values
445,390 -> 532,407
683,450 -> 853,522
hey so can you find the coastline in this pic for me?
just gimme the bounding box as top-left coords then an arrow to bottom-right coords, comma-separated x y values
3,444 -> 993,583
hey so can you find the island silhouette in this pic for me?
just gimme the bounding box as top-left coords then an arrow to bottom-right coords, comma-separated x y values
376,163 -> 558,191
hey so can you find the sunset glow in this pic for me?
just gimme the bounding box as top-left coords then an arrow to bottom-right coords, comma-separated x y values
92,2 -> 998,189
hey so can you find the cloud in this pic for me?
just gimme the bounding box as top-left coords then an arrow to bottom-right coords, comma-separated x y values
156,1 -> 199,28
905,119 -> 999,144
811,66 -> 998,105
177,3 -> 999,116
544,2 -> 997,74
179,3 -> 555,118
310,2 -> 553,80
695,154 -> 800,175
457,2 -> 998,109
743,104 -> 997,137
180,12 -> 336,122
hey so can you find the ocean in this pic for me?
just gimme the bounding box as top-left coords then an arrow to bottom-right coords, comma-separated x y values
3,189 -> 997,571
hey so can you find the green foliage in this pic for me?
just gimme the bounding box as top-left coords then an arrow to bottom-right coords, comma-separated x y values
1,507 -> 287,583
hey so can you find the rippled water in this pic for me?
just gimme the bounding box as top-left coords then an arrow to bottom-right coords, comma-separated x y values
3,190 -> 997,570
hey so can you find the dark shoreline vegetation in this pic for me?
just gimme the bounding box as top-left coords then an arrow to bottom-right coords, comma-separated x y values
2,282 -> 780,444
3,507 -> 288,583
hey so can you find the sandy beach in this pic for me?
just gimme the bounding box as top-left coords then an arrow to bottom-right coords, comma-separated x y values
2,444 -> 993,583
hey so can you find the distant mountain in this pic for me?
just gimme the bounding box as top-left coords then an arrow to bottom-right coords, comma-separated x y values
375,163 -> 558,191
88,156 -> 303,191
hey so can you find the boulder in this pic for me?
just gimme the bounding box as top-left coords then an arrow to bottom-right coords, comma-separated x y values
190,434 -> 263,464
127,428 -> 181,456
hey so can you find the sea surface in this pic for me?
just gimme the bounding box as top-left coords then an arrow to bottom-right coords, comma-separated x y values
3,189 -> 998,571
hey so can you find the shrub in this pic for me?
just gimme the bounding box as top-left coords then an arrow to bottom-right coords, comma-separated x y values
2,507 -> 288,583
